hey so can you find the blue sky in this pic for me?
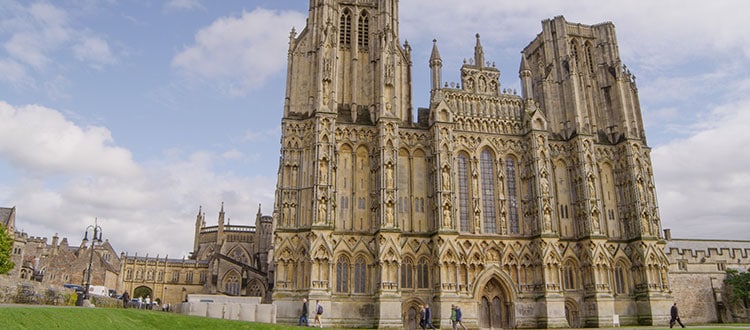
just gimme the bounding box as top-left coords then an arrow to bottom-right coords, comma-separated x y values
1,0 -> 749,258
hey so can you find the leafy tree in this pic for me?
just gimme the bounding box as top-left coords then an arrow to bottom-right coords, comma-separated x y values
724,268 -> 750,308
0,227 -> 15,274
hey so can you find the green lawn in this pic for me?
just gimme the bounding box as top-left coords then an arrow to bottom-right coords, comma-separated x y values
0,306 -> 304,330
1,306 -> 748,330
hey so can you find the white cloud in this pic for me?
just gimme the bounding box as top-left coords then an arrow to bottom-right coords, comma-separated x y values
73,36 -> 116,68
0,58 -> 32,87
3,2 -> 71,69
0,102 -> 276,257
0,101 -> 140,177
172,8 -> 306,96
652,99 -> 750,240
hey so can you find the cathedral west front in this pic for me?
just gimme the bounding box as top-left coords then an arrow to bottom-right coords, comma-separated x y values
271,1 -> 672,328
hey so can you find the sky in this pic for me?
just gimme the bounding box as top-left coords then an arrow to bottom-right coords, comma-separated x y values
1,0 -> 749,259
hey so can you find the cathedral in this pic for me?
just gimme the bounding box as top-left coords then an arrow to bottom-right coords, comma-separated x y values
271,0 -> 671,329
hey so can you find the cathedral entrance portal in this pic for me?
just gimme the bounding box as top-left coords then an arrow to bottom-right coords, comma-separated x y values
564,299 -> 580,328
402,299 -> 423,330
478,277 -> 512,329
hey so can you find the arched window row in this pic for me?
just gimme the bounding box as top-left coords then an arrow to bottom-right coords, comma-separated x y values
339,9 -> 370,49
335,255 -> 370,294
400,257 -> 430,290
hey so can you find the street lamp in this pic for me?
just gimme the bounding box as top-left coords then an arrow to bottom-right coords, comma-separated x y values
82,218 -> 103,301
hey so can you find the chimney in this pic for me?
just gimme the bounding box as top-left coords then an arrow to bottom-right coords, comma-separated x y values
663,229 -> 672,241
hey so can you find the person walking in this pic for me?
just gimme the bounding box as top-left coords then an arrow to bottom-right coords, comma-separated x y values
450,305 -> 457,330
419,305 -> 426,330
298,298 -> 309,327
313,299 -> 324,328
454,304 -> 467,330
122,291 -> 130,308
423,303 -> 437,330
670,302 -> 686,328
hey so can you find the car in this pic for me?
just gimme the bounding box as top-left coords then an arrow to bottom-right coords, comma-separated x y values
63,284 -> 84,292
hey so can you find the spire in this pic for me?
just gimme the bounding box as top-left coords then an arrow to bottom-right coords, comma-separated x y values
429,39 -> 442,64
218,202 -> 225,226
257,203 -> 262,216
429,39 -> 443,91
474,33 -> 485,67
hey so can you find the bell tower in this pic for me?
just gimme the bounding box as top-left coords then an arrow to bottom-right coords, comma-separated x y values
284,0 -> 412,123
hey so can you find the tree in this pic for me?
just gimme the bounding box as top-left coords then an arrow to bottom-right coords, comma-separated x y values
0,227 -> 15,274
724,268 -> 750,309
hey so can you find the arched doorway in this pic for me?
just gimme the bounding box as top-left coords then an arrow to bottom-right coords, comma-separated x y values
479,277 -> 512,329
402,299 -> 423,330
564,299 -> 580,328
133,285 -> 152,299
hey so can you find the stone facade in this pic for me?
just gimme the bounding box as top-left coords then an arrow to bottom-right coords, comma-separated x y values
119,203 -> 274,305
664,234 -> 750,323
1,206 -> 121,296
272,2 -> 670,329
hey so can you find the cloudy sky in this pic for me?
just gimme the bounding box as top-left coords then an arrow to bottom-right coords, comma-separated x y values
1,0 -> 748,258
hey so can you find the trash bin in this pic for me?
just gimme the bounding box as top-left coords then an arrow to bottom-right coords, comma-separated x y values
75,291 -> 85,306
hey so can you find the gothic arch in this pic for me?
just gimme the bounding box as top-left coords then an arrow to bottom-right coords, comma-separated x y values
402,297 -> 427,330
473,266 -> 517,329
222,270 -> 241,296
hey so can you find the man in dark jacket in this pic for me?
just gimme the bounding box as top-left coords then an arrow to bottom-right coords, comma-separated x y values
298,298 -> 309,326
422,303 -> 437,330
670,302 -> 686,328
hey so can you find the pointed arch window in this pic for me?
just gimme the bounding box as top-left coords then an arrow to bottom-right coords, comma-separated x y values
358,11 -> 369,49
336,256 -> 350,293
416,258 -> 430,289
506,158 -> 519,233
480,150 -> 497,233
584,42 -> 595,73
457,154 -> 470,232
614,262 -> 628,294
354,257 -> 367,293
401,258 -> 413,289
224,272 -> 240,296
563,261 -> 577,290
339,9 -> 352,47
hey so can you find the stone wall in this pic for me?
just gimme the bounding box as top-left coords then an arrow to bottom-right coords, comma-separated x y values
173,294 -> 276,324
0,274 -> 121,307
0,274 -> 72,305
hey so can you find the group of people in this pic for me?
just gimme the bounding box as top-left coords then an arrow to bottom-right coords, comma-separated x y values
298,298 -> 324,328
418,303 -> 465,330
296,299 -> 686,329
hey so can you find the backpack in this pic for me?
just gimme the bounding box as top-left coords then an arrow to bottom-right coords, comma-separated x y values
317,304 -> 323,314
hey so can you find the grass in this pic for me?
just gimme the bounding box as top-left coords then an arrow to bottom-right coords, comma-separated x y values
1,306 -> 748,330
0,306 -> 305,330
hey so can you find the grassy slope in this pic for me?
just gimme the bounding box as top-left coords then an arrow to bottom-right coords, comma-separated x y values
0,306 -> 295,330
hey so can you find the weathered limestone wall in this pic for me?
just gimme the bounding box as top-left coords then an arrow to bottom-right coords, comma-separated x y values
173,294 -> 275,324
668,272 -> 719,323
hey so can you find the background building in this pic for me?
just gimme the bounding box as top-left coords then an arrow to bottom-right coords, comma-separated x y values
119,203 -> 273,305
272,1 -> 671,328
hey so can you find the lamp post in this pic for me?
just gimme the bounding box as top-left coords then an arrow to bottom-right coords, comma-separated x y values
82,218 -> 103,301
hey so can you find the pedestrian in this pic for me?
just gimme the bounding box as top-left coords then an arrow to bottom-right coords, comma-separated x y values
419,305 -> 426,330
670,302 -> 686,328
423,303 -> 437,330
122,291 -> 130,308
298,298 -> 309,327
454,304 -> 467,330
450,305 -> 457,329
313,299 -> 324,328
145,295 -> 151,310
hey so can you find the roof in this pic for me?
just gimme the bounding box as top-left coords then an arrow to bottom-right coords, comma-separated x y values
0,207 -> 14,228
